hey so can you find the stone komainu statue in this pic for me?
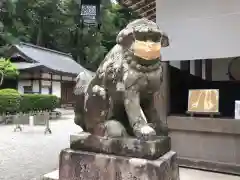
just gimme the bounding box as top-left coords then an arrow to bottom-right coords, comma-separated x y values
74,18 -> 169,138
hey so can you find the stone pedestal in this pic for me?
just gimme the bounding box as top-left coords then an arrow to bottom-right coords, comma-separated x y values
59,132 -> 180,180
70,132 -> 171,160
59,148 -> 180,180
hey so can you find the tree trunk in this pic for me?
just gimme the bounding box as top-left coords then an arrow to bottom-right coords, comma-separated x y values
0,70 -> 4,86
36,17 -> 43,46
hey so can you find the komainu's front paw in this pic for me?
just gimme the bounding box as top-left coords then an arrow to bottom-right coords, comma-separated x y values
134,125 -> 156,139
140,125 -> 156,135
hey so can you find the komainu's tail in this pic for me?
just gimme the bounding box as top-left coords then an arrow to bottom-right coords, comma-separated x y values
74,71 -> 95,130
74,71 -> 94,95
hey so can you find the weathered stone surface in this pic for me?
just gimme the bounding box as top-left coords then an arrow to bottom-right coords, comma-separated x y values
62,18 -> 177,180
13,114 -> 29,125
59,149 -> 180,180
33,112 -> 49,126
70,132 -> 170,160
74,18 -> 169,139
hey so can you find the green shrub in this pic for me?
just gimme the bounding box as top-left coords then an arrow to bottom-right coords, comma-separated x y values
0,89 -> 21,114
20,94 -> 59,113
0,89 -> 59,114
0,58 -> 19,79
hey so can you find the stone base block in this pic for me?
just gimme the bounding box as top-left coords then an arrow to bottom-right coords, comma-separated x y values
59,148 -> 180,180
70,132 -> 170,160
42,170 -> 59,180
13,114 -> 29,125
33,113 -> 49,126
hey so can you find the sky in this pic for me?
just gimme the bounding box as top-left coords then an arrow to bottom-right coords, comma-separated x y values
111,0 -> 118,4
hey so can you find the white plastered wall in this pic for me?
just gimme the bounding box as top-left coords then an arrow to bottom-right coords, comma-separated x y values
156,0 -> 233,81
52,81 -> 61,98
32,80 -> 39,93
18,80 -> 61,97
18,80 -> 31,94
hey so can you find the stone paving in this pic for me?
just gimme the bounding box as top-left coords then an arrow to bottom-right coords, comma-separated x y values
180,168 -> 240,180
0,112 -> 239,180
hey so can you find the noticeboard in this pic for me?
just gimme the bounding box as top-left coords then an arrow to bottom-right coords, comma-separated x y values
235,101 -> 240,119
188,89 -> 219,114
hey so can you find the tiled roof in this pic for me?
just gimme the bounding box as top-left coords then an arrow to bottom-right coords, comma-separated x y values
11,42 -> 94,75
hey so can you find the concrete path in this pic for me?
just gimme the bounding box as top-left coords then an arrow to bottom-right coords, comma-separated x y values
0,113 -> 239,180
180,168 -> 240,180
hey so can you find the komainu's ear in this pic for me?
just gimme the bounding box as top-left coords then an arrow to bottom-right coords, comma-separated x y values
116,19 -> 148,46
116,28 -> 134,48
117,18 -> 170,48
161,32 -> 170,47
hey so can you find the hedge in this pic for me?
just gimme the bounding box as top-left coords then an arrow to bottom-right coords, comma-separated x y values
20,94 -> 59,113
0,89 -> 59,114
0,89 -> 21,114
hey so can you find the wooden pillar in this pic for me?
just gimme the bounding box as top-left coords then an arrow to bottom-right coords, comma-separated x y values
205,59 -> 212,81
194,60 -> 202,77
60,75 -> 63,106
30,78 -> 33,93
180,60 -> 190,73
158,61 -> 170,125
16,76 -> 19,90
39,71 -> 42,94
50,73 -> 53,94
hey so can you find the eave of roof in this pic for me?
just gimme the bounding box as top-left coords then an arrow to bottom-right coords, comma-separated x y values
118,0 -> 156,22
12,62 -> 42,70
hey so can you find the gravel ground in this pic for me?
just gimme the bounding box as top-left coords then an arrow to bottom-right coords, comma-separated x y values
0,114 -> 82,180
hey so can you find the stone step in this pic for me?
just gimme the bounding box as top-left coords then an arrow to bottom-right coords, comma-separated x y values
42,170 -> 59,180
41,168 -> 240,180
55,108 -> 74,116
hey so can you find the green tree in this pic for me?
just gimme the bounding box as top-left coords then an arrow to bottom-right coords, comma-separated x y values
14,0 -> 61,47
101,4 -> 139,52
52,0 -> 107,70
0,0 -> 19,55
0,58 -> 19,86
0,0 -> 139,71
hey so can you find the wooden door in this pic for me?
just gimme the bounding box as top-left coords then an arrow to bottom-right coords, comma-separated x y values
61,81 -> 76,106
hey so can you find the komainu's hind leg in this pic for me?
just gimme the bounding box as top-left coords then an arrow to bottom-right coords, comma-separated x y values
104,120 -> 128,137
84,91 -> 109,135
92,120 -> 128,137
74,94 -> 86,130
